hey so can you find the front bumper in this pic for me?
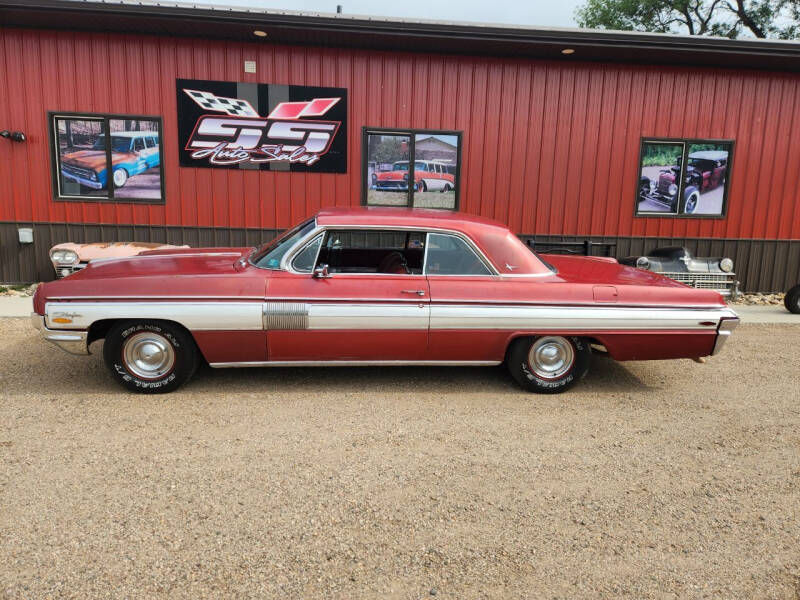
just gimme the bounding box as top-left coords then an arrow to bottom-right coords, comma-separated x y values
61,169 -> 103,189
52,261 -> 88,278
375,181 -> 410,191
30,313 -> 89,355
660,272 -> 740,300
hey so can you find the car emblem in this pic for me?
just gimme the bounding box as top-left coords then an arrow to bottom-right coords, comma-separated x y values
505,264 -> 518,271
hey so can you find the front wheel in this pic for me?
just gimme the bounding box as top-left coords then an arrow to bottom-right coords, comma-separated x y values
103,320 -> 198,393
112,168 -> 129,188
785,285 -> 800,315
507,336 -> 591,394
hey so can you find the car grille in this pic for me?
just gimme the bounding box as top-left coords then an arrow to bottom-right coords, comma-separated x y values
54,262 -> 88,278
62,164 -> 96,180
660,272 -> 739,296
376,181 -> 406,189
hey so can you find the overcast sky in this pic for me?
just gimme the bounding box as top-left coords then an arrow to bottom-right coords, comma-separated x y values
186,0 -> 583,28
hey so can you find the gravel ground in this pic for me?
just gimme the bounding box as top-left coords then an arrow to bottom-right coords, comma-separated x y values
1,318 -> 799,599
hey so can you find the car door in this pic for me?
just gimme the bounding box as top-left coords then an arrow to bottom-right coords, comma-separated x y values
425,231 -> 508,362
265,228 -> 430,362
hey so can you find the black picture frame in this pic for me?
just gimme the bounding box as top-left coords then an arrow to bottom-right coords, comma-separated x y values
635,137 -> 735,219
361,127 -> 462,210
48,111 -> 166,204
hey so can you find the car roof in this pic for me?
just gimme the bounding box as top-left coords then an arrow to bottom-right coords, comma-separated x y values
316,207 -> 503,231
315,207 -> 552,276
689,150 -> 727,160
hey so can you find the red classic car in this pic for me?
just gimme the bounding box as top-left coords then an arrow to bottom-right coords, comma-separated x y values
374,160 -> 455,192
31,208 -> 739,394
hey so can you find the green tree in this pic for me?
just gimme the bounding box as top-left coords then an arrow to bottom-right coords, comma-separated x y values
575,0 -> 800,39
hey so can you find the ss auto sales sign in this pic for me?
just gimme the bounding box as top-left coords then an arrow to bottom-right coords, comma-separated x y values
176,78 -> 347,173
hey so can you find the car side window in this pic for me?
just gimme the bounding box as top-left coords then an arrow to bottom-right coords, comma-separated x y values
291,234 -> 323,273
425,233 -> 493,276
316,229 -> 425,275
133,137 -> 145,152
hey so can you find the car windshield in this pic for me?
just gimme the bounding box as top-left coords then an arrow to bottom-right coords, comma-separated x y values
391,161 -> 426,172
92,135 -> 132,153
251,218 -> 316,269
688,158 -> 714,169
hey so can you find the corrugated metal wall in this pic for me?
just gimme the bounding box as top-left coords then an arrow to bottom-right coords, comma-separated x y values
1,27 -> 799,285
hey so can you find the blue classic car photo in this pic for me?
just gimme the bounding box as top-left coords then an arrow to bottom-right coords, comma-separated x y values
60,131 -> 160,191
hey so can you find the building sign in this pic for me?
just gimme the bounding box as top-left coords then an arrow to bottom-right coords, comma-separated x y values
176,78 -> 347,173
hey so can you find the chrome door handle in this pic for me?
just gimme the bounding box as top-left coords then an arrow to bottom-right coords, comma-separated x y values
401,289 -> 426,296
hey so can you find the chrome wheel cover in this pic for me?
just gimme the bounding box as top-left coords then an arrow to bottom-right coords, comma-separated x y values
113,169 -> 127,187
527,336 -> 575,380
122,332 -> 175,379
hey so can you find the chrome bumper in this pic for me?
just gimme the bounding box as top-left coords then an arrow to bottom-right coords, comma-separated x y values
711,316 -> 739,356
30,313 -> 89,355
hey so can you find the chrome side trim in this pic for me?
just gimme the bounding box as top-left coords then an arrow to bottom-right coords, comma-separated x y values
44,302 -> 263,331
209,360 -> 502,368
308,303 -> 430,330
263,302 -> 309,330
429,304 -> 739,331
711,316 -> 740,356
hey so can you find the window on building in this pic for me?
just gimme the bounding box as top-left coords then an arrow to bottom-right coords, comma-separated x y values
316,229 -> 426,274
49,113 -> 165,203
637,138 -> 733,217
363,128 -> 461,210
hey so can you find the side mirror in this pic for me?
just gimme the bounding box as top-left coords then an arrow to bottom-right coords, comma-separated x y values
313,263 -> 330,279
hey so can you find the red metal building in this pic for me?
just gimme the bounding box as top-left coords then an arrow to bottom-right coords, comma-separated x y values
1,0 -> 799,290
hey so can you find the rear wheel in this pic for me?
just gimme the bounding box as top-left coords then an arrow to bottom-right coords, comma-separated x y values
103,320 -> 198,393
507,336 -> 591,394
785,285 -> 800,315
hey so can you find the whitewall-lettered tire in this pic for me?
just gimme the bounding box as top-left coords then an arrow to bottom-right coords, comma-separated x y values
103,320 -> 198,393
507,336 -> 591,394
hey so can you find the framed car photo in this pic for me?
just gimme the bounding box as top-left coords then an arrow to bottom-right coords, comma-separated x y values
636,138 -> 734,218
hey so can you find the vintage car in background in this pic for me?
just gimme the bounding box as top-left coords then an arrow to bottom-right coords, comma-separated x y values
786,283 -> 800,314
639,150 -> 728,214
374,160 -> 455,193
619,246 -> 739,299
32,208 -> 739,394
60,131 -> 160,191
49,241 -> 189,278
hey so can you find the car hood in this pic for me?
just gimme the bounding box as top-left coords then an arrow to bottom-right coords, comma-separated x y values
61,150 -> 109,170
75,247 -> 252,277
35,247 -> 261,309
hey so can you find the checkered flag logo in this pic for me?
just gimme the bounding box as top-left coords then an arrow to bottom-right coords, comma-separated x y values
184,89 -> 259,117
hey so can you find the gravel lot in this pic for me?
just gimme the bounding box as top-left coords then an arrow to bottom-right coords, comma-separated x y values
1,318 -> 799,599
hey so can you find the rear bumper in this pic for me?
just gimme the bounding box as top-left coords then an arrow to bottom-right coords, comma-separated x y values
30,313 -> 89,355
711,316 -> 739,356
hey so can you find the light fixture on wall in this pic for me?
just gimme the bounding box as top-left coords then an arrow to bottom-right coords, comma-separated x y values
0,130 -> 26,142
253,30 -> 268,37
561,48 -> 575,55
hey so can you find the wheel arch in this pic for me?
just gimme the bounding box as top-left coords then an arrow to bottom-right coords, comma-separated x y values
88,318 -> 204,359
503,332 -> 607,361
